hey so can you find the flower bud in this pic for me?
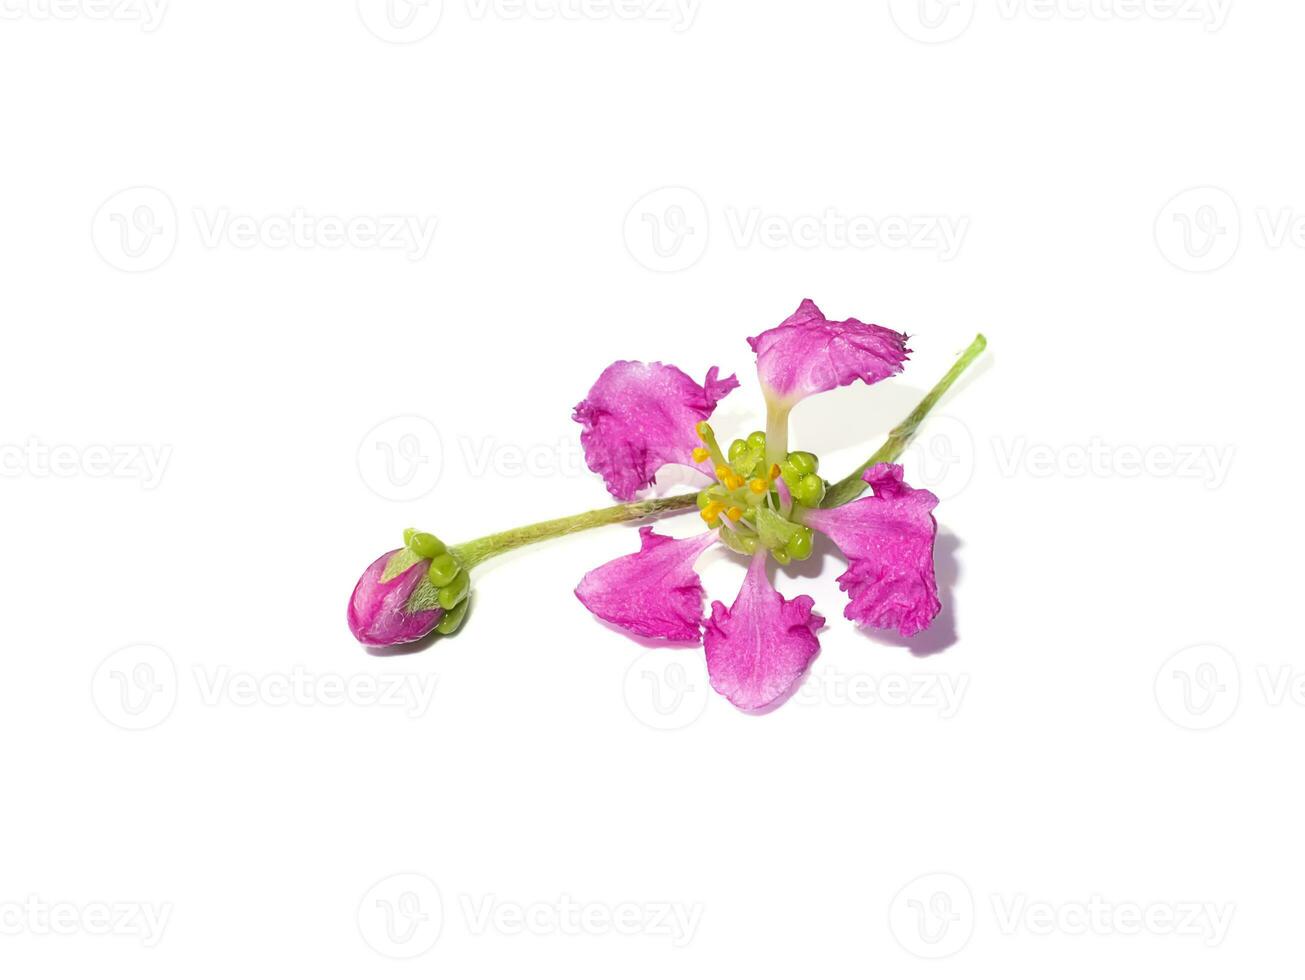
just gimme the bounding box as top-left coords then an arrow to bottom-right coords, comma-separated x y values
347,549 -> 443,646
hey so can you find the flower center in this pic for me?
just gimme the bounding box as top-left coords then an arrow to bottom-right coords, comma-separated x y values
691,422 -> 823,564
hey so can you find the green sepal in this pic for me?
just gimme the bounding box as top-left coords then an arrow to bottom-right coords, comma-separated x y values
381,547 -> 424,583
435,599 -> 470,635
405,577 -> 444,613
755,507 -> 804,551
719,524 -> 759,556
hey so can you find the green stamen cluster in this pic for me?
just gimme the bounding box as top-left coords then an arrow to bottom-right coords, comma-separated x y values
402,528 -> 470,634
693,425 -> 825,565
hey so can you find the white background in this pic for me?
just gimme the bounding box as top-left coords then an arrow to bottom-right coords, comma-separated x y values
1,0 -> 1300,976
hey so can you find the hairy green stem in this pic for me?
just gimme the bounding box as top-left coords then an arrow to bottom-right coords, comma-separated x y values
450,493 -> 699,568
823,333 -> 988,509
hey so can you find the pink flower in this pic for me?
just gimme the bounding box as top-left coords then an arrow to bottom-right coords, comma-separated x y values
571,301 -> 943,712
348,550 -> 443,646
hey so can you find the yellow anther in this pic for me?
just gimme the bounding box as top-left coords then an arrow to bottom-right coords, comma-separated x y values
726,506 -> 743,523
701,501 -> 725,523
695,420 -> 712,439
769,463 -> 781,480
715,465 -> 733,483
749,478 -> 768,494
727,474 -> 746,491
691,447 -> 711,463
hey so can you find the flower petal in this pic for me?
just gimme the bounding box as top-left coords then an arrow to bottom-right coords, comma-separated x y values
703,551 -> 825,710
801,463 -> 940,637
573,360 -> 739,500
348,550 -> 443,646
748,299 -> 909,406
575,527 -> 717,641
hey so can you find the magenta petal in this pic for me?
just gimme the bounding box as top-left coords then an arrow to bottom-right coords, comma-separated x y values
573,361 -> 739,500
801,463 -> 941,637
703,551 -> 825,710
348,550 -> 443,646
575,527 -> 717,641
748,299 -> 910,405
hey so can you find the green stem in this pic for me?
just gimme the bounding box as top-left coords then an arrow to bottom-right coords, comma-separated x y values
450,493 -> 699,569
822,333 -> 988,509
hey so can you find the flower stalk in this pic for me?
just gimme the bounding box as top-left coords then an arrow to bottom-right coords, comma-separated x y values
823,333 -> 988,508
